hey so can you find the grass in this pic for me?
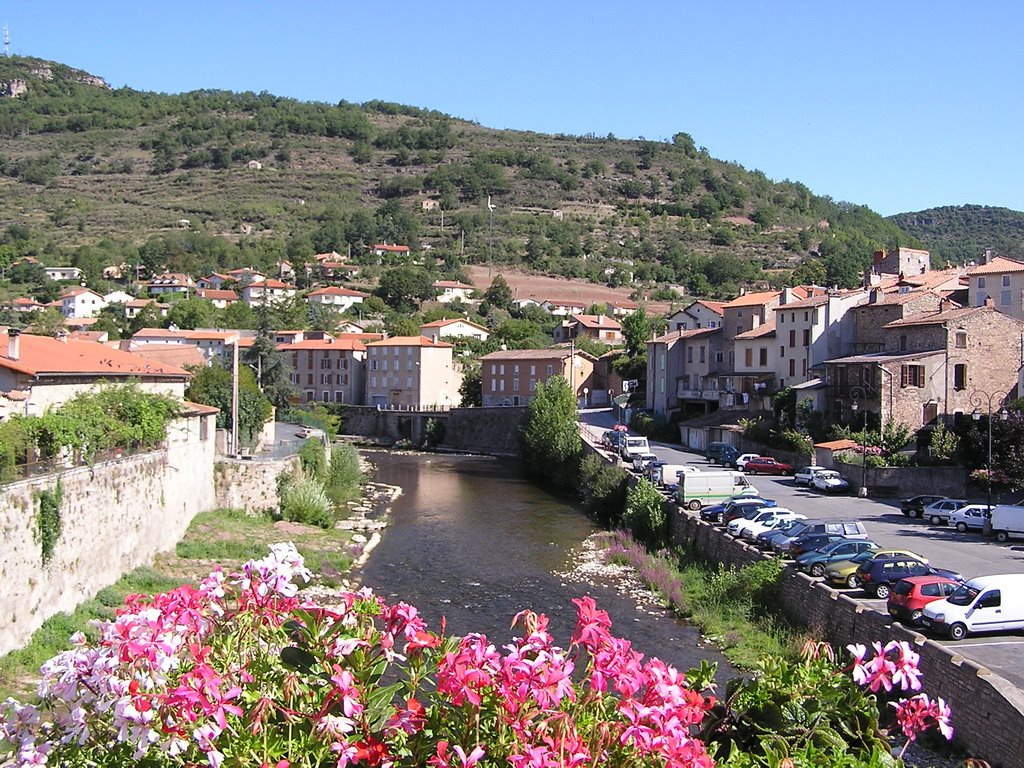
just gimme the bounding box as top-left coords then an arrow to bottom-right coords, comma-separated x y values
0,507 -> 359,700
600,531 -> 802,669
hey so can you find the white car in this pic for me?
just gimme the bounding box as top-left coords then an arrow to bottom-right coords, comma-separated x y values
739,510 -> 805,540
922,498 -> 968,526
794,466 -> 827,486
733,453 -> 761,470
631,452 -> 659,472
949,504 -> 990,533
728,507 -> 796,538
810,470 -> 850,494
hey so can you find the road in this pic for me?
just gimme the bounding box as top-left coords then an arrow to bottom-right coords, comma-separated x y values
578,408 -> 1024,689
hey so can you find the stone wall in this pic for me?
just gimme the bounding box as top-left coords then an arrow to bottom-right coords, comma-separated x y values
339,405 -> 527,456
833,459 -> 966,497
0,413 -> 216,656
668,505 -> 1024,766
214,455 -> 302,512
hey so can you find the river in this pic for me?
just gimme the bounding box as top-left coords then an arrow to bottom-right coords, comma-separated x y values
358,451 -> 734,680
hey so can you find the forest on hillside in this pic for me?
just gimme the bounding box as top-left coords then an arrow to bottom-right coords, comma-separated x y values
889,205 -> 1024,265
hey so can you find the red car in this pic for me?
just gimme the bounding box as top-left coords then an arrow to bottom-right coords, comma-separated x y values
742,457 -> 793,475
887,576 -> 960,625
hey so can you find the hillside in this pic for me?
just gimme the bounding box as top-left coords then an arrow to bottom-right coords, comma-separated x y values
889,205 -> 1024,265
0,55 -> 916,296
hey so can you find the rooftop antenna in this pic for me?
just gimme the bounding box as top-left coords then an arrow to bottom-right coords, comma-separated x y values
3,25 -> 9,57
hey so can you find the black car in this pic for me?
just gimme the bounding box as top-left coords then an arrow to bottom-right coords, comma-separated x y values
787,533 -> 846,559
699,497 -> 775,524
900,495 -> 948,518
856,556 -> 963,599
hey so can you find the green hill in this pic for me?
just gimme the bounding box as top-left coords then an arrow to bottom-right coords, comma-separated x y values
0,55 -> 915,296
889,205 -> 1024,265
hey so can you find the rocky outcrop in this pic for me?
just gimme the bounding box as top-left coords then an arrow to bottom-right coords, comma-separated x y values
1,79 -> 27,97
76,74 -> 109,89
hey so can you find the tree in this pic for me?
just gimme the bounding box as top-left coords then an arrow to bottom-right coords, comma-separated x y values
243,330 -> 295,408
28,308 -> 66,337
128,303 -> 166,335
621,308 -> 652,358
167,297 -> 216,330
376,267 -> 435,312
520,376 -> 581,479
483,274 -> 513,310
792,258 -> 828,287
185,364 -> 271,450
220,301 -> 257,329
459,366 -> 482,407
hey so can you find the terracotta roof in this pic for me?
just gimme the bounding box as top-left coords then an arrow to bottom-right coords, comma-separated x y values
227,268 -> 262,275
132,329 -> 239,342
433,280 -> 474,290
147,273 -> 193,286
130,345 -> 208,368
372,244 -> 410,252
307,287 -> 369,298
814,439 -> 861,451
883,305 -> 986,328
200,272 -> 231,281
735,320 -> 777,340
572,314 -> 622,330
246,279 -> 296,290
0,332 -> 191,378
180,400 -> 220,416
420,318 -> 489,331
900,268 -> 967,289
196,289 -> 240,301
366,336 -> 453,348
481,347 -> 596,361
319,261 -> 358,270
721,290 -> 781,309
967,256 -> 1024,276
64,317 -> 97,328
775,294 -> 832,310
543,298 -> 587,307
651,327 -> 720,343
314,251 -> 342,261
690,299 -> 725,315
335,332 -> 385,343
68,331 -> 107,343
11,297 -> 40,306
857,289 -> 945,307
278,339 -> 366,351
61,288 -> 103,299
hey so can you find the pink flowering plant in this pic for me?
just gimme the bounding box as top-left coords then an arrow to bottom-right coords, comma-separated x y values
1,543 -> 719,768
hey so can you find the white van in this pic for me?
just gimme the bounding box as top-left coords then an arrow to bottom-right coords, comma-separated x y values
620,436 -> 651,462
921,574 -> 1024,640
990,504 -> 1024,542
676,470 -> 758,510
649,463 -> 696,487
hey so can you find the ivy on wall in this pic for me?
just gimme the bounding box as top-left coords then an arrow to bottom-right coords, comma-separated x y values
35,479 -> 63,564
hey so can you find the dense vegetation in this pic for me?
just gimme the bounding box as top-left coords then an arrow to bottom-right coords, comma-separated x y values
890,204 -> 1024,266
0,55 -> 932,302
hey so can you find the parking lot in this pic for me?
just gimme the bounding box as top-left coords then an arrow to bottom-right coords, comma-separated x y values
579,410 -> 1024,689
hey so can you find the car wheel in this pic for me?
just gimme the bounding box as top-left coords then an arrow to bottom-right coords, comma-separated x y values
949,623 -> 968,641
846,574 -> 860,589
810,563 -> 825,578
875,584 -> 891,600
687,499 -> 702,512
747,468 -> 757,475
996,530 -> 1010,543
929,515 -> 942,525
955,522 -> 968,533
909,610 -> 923,623
913,509 -> 923,518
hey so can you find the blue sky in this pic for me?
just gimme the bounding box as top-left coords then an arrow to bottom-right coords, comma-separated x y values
5,1 -> 1022,216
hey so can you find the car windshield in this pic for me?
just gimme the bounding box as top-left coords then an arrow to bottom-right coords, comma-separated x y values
947,585 -> 981,606
850,551 -> 875,564
782,522 -> 808,537
819,471 -> 839,479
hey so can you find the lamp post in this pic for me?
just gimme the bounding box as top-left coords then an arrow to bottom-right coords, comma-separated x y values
849,385 -> 868,497
970,390 -> 1009,535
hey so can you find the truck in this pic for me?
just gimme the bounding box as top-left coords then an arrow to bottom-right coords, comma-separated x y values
619,435 -> 651,462
921,574 -> 1024,640
990,504 -> 1024,542
675,470 -> 758,510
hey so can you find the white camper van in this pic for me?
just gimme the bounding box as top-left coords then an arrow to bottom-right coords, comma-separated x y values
676,470 -> 758,510
619,436 -> 651,462
921,574 -> 1024,640
649,463 -> 696,487
990,504 -> 1024,543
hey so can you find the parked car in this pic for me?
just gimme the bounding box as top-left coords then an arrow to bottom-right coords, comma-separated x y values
922,498 -> 968,526
810,470 -> 850,494
717,445 -> 741,467
949,504 -> 991,533
729,453 -> 761,470
754,518 -> 806,550
740,511 -> 806,541
728,507 -> 796,538
601,430 -> 626,451
620,436 -> 651,462
795,538 -> 877,578
788,533 -> 848,559
771,520 -> 869,556
704,442 -> 733,463
856,556 -> 962,600
887,576 -> 960,625
631,452 -> 659,472
722,498 -> 777,525
825,548 -> 926,590
793,466 -> 827,486
699,496 -> 775,524
900,494 -> 948,518
743,457 -> 794,476
922,574 -> 1024,640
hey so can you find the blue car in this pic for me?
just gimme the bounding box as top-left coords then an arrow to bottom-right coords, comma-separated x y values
699,496 -> 776,524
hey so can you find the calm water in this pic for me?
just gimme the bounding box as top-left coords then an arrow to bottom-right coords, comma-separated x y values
359,451 -> 734,679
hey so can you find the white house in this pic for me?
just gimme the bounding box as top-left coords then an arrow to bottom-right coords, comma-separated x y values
130,328 -> 241,362
241,279 -> 297,306
147,273 -> 195,296
125,299 -> 170,319
666,300 -> 725,332
420,318 -> 490,343
227,268 -> 265,285
433,280 -> 475,303
195,289 -> 240,309
370,243 -> 411,258
541,299 -> 586,316
60,288 -> 107,319
196,273 -> 231,290
306,286 -> 369,312
103,290 -> 135,306
44,266 -> 82,282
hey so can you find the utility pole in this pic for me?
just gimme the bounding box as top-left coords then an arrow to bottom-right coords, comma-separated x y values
231,341 -> 239,456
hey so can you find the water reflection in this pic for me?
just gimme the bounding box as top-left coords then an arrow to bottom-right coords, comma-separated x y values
359,451 -> 733,679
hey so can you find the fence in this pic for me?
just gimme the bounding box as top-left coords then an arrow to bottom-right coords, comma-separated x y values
2,442 -> 164,485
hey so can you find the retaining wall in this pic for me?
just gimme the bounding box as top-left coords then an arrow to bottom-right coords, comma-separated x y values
339,405 -> 527,456
214,455 -> 302,513
833,460 -> 966,498
0,414 -> 216,656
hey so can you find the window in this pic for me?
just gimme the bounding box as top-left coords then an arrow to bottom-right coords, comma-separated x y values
954,363 -> 967,390
744,348 -> 753,367
335,391 -> 345,403
779,346 -> 785,358
687,347 -> 693,363
305,391 -> 314,402
900,365 -> 925,388
371,376 -> 377,388
921,583 -> 941,598
491,364 -> 496,374
321,373 -> 331,385
789,359 -> 795,377
1001,289 -> 1011,306
491,379 -> 497,392
978,590 -> 1001,609
801,359 -> 807,376
382,359 -> 388,372
954,330 -> 967,348
899,334 -> 907,351
371,360 -> 378,371
789,330 -> 796,348
804,312 -> 809,321
802,329 -> 810,346
199,417 -> 209,441
513,378 -> 519,390
716,352 -> 724,364
307,373 -> 314,385
759,347 -> 768,366
407,376 -> 413,388
499,364 -> 505,375
530,365 -> 536,375
513,365 -> 519,375
291,353 -> 299,367
321,391 -> 329,402
699,346 -> 705,363
321,358 -> 331,369
499,380 -> 505,392
978,277 -> 986,289
1004,275 -> 1011,287
736,325 -> 743,335
547,365 -> 553,375
529,379 -> 536,391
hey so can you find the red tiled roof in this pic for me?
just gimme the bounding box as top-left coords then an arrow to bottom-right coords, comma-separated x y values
278,339 -> 367,351
0,332 -> 191,378
371,244 -> 410,252
130,345 -> 208,368
314,251 -> 342,261
180,400 -> 220,416
61,287 -> 103,299
133,328 -> 239,342
721,290 -> 781,309
11,297 -> 39,306
334,332 -> 385,343
691,299 -> 725,315
814,439 -> 860,451
366,336 -> 453,348
735,320 -> 777,339
247,279 -> 296,290
420,318 -> 489,331
884,305 -> 984,328
433,280 -> 474,290
320,261 -> 358,270
307,287 -> 369,298
196,289 -> 240,301
572,314 -> 622,330
967,256 -> 1024,276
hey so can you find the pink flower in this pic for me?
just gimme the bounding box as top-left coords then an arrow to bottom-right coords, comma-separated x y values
571,596 -> 612,650
885,641 -> 923,692
428,740 -> 485,768
329,667 -> 363,719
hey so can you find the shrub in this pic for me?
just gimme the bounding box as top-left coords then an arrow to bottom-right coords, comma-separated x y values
298,438 -> 326,478
577,454 -> 629,526
280,477 -> 333,529
623,479 -> 668,547
325,443 -> 364,504
420,417 -> 446,448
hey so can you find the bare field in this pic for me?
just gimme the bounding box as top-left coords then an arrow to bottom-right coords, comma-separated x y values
465,266 -> 674,316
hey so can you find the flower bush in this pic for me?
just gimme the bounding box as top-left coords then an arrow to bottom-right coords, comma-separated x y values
0,545 -> 959,768
2,544 -> 718,768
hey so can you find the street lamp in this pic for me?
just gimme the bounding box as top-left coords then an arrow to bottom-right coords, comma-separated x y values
849,385 -> 868,497
970,390 -> 1009,534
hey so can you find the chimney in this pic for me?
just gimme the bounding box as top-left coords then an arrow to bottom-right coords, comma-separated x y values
56,329 -> 69,343
870,287 -> 883,304
985,249 -> 994,264
7,328 -> 20,360
939,298 -> 954,313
